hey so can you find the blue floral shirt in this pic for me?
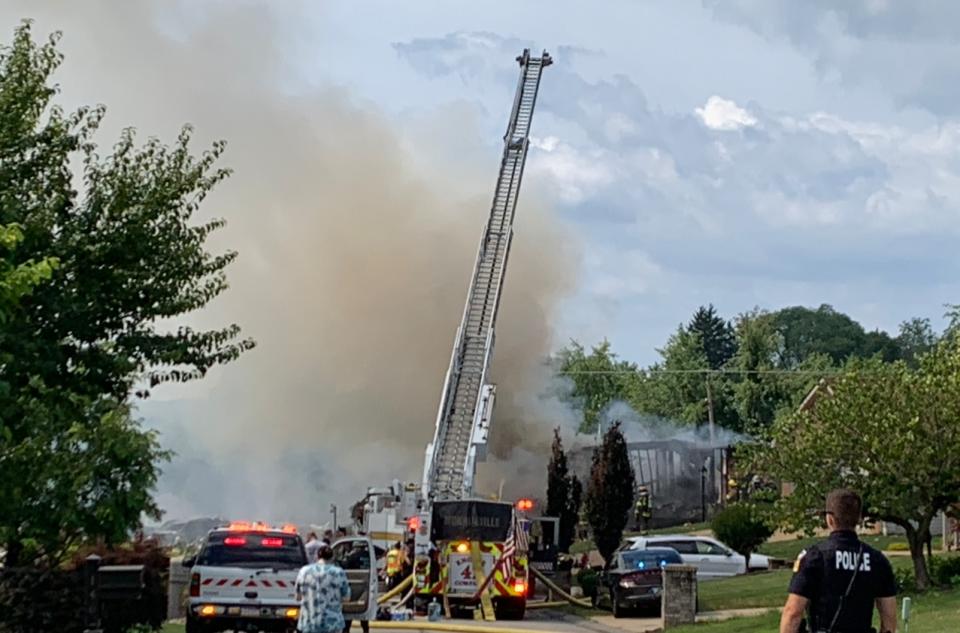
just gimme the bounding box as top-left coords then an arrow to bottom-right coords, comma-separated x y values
296,562 -> 350,633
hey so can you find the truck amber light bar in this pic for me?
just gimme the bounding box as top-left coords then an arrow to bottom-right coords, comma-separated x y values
199,605 -> 217,617
284,608 -> 299,618
455,542 -> 469,553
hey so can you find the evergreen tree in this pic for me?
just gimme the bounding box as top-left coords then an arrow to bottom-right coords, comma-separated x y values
546,428 -> 583,552
687,304 -> 737,369
585,422 -> 635,567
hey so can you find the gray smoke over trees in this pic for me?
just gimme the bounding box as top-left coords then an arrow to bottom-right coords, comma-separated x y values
0,1 -> 579,523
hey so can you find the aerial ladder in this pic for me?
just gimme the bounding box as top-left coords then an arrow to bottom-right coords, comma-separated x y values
422,49 -> 552,502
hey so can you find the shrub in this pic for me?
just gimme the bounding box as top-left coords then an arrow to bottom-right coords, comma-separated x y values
0,568 -> 85,633
929,556 -> 960,588
711,503 -> 773,568
894,567 -> 916,593
887,542 -> 909,551
576,568 -> 600,599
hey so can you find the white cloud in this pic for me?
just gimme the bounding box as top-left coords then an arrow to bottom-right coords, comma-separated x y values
528,136 -> 616,204
587,250 -> 663,299
695,95 -> 758,131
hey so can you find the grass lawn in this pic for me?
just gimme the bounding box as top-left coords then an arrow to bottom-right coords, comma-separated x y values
697,569 -> 792,611
698,555 -> 924,612
669,588 -> 960,633
161,624 -> 184,633
759,534 -> 943,561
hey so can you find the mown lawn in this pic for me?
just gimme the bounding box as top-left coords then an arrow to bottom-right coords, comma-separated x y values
759,534 -> 943,561
670,588 -> 960,633
697,569 -> 792,611
698,555 -> 924,612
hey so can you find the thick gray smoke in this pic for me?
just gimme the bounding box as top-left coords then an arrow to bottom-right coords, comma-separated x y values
598,400 -> 748,448
1,2 -> 579,523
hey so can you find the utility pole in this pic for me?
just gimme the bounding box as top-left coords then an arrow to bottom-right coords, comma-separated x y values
330,503 -> 338,532
700,465 -> 707,523
705,374 -> 716,446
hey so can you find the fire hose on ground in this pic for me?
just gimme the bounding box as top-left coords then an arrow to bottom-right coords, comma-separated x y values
527,566 -> 594,609
376,573 -> 414,604
375,566 -> 594,618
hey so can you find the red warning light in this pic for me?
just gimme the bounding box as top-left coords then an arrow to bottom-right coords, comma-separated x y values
516,498 -> 534,511
407,516 -> 421,531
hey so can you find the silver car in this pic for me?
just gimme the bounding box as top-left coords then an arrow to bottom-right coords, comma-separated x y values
620,535 -> 770,581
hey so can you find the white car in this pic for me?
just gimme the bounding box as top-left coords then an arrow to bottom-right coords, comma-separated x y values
620,535 -> 770,581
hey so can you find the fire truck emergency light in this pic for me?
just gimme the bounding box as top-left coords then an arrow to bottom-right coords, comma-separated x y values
516,498 -> 534,511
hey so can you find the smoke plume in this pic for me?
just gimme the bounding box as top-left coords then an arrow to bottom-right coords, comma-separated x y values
1,2 -> 579,523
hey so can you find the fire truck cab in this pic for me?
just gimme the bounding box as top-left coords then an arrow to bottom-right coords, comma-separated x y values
414,500 -> 527,620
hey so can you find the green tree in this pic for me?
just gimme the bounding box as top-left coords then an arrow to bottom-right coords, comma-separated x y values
752,341 -> 960,590
0,23 -> 252,565
585,422 -> 635,567
710,502 -> 773,570
556,340 -> 637,433
773,304 -> 900,367
0,224 -> 56,318
729,310 -> 829,435
897,317 -> 938,367
687,304 -> 737,370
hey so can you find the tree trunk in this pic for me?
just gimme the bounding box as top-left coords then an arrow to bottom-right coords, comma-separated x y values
4,539 -> 23,567
905,519 -> 933,590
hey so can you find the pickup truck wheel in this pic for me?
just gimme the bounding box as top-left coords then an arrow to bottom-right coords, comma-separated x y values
185,616 -> 205,633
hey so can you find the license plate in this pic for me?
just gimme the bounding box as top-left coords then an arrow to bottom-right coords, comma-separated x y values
241,607 -> 259,617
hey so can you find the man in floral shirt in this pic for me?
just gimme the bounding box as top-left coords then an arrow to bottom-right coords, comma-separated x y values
296,545 -> 350,633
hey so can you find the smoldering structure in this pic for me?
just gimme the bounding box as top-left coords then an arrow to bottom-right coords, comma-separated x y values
569,439 -> 732,528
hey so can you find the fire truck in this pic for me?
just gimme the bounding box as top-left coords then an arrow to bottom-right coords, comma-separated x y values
359,49 -> 552,621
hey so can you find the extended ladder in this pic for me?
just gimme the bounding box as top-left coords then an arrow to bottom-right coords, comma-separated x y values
423,49 -> 551,501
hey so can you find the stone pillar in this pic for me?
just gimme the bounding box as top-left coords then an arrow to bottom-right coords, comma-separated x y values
661,564 -> 697,628
167,557 -> 190,620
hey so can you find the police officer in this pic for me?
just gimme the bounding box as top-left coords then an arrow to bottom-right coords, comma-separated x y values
780,489 -> 897,633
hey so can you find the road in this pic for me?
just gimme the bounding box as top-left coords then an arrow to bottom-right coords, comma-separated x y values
366,608 -> 663,633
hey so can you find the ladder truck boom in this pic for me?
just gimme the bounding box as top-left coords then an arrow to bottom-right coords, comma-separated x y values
422,49 -> 551,502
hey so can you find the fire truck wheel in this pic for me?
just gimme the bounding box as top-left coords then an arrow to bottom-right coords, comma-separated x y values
494,597 -> 526,620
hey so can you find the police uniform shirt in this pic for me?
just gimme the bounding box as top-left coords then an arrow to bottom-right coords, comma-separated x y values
789,530 -> 896,632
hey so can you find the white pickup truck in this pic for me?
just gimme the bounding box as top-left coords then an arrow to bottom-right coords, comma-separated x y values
183,523 -> 305,633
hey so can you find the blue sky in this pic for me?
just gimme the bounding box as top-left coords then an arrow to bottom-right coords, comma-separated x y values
5,0 -> 960,520
287,0 -> 960,364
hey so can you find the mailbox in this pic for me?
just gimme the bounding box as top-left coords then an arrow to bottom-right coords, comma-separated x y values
97,565 -> 146,601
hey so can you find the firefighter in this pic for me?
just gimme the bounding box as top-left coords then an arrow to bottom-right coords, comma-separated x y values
402,538 -> 415,581
385,542 -> 404,591
634,486 -> 652,532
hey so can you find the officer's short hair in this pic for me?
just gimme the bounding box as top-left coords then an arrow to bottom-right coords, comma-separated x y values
826,489 -> 862,530
318,545 -> 334,561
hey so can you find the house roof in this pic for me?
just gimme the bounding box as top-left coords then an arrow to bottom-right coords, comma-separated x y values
798,378 -> 836,412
